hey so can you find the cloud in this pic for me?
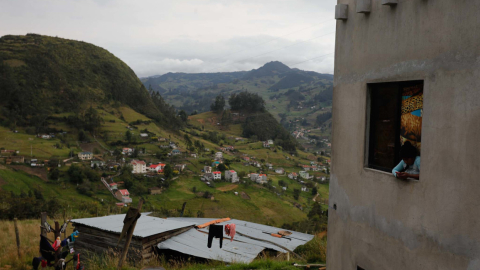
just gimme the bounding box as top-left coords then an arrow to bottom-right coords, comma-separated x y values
0,0 -> 337,77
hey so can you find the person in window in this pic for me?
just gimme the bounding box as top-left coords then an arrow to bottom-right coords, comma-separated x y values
392,141 -> 420,180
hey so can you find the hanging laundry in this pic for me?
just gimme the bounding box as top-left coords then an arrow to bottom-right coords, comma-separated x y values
207,224 -> 224,248
61,238 -> 68,247
70,230 -> 79,242
52,237 -> 62,251
224,223 -> 236,242
43,222 -> 52,233
60,222 -> 68,233
39,235 -> 56,263
32,257 -> 46,270
75,253 -> 85,270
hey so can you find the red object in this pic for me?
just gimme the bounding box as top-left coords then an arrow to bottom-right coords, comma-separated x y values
225,223 -> 236,241
52,237 -> 61,251
41,260 -> 47,269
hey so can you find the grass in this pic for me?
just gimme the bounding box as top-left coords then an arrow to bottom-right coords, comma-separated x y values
0,219 -> 326,270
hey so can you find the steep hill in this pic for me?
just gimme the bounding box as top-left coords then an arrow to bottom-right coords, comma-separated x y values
142,61 -> 334,153
0,34 -> 182,132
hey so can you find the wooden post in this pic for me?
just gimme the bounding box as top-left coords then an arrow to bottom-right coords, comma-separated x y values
54,221 -> 60,264
14,218 -> 21,257
63,209 -> 67,239
40,212 -> 47,237
117,199 -> 143,270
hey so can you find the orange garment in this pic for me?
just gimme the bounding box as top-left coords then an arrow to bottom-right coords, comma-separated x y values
196,218 -> 231,229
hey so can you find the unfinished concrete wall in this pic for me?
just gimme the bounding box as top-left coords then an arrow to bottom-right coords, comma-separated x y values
327,1 -> 480,269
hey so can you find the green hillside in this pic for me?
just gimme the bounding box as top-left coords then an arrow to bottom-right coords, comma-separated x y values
141,61 -> 334,153
0,34 -> 182,132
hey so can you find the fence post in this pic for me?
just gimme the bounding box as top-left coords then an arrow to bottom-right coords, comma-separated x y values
40,212 -> 47,237
117,199 -> 143,270
14,218 -> 21,257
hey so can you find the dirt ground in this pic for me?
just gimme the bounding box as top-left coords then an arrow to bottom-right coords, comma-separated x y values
79,142 -> 105,154
217,184 -> 238,191
241,191 -> 251,200
10,165 -> 48,181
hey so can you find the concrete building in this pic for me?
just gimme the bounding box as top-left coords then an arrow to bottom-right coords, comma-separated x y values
204,166 -> 212,173
212,171 -> 221,180
130,160 -> 146,174
225,170 -> 239,183
78,152 -> 93,160
328,1 -> 480,270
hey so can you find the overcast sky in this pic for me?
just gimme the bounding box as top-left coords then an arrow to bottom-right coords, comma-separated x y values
0,0 -> 336,77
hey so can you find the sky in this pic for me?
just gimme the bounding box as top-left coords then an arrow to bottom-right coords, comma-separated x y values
0,0 -> 337,77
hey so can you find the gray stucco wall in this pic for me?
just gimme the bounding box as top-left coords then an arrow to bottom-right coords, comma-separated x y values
327,1 -> 480,269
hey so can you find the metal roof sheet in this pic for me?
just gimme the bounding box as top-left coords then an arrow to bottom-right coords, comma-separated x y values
159,218 -> 314,263
158,228 -> 265,263
72,214 -> 195,238
167,218 -> 314,250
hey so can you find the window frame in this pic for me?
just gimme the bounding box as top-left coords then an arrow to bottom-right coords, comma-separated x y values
364,80 -> 424,173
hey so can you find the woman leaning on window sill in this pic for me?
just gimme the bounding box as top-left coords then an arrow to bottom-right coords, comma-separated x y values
392,141 -> 420,180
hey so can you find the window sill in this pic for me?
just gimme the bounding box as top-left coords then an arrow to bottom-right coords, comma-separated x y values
363,167 -> 419,182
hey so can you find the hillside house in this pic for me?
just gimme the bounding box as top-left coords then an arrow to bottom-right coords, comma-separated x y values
175,164 -> 186,172
301,186 -> 307,192
267,140 -> 274,145
130,160 -> 146,174
78,152 -> 93,160
249,173 -> 259,181
326,1 -> 480,268
215,152 -> 223,159
148,163 -> 165,173
299,171 -> 310,180
158,137 -> 167,142
40,134 -> 51,139
301,165 -> 311,171
122,148 -> 133,155
262,141 -> 270,148
109,183 -> 118,190
204,166 -> 212,173
256,174 -> 268,184
171,149 -> 181,156
91,160 -> 105,168
11,156 -> 24,163
226,146 -> 235,151
243,156 -> 250,162
190,153 -> 197,158
225,170 -> 239,183
148,187 -> 162,195
275,168 -> 285,174
282,186 -> 287,191
116,189 -> 132,203
140,133 -> 149,138
212,171 -> 221,180
203,173 -> 214,181
288,172 -> 298,180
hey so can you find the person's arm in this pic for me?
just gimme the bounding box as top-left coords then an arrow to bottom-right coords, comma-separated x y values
392,160 -> 405,178
406,157 -> 421,180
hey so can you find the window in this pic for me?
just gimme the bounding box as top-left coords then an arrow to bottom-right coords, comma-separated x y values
367,81 -> 423,172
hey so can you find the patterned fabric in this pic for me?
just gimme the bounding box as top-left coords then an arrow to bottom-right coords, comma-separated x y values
400,84 -> 423,152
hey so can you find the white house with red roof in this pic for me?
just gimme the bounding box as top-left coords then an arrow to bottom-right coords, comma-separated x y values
122,148 -> 133,155
130,160 -> 146,174
225,170 -> 239,183
148,163 -> 165,173
256,174 -> 268,184
115,189 -> 132,203
212,171 -> 222,180
109,182 -> 118,190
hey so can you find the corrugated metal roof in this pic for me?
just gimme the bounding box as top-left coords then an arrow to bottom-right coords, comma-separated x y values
158,228 -> 264,263
167,217 -> 314,251
72,214 -> 195,238
159,218 -> 314,263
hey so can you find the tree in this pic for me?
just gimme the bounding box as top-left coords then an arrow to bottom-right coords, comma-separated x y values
164,164 -> 173,179
293,189 -> 300,200
78,130 -> 87,142
311,187 -> 318,196
49,168 -> 60,181
125,130 -> 132,142
217,163 -> 227,172
178,110 -> 188,122
210,95 -> 225,113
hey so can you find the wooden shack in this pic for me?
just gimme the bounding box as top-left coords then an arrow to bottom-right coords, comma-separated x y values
148,187 -> 162,195
72,214 -> 195,262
